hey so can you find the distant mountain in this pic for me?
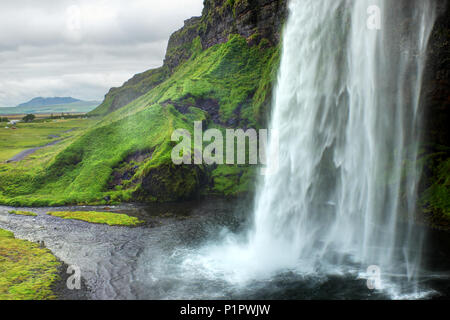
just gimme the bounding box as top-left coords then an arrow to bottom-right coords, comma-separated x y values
0,97 -> 101,115
16,97 -> 81,108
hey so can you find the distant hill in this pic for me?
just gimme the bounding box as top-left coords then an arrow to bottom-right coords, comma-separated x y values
0,97 -> 101,115
17,97 -> 81,108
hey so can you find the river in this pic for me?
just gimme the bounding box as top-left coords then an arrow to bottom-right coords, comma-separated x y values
1,199 -> 449,300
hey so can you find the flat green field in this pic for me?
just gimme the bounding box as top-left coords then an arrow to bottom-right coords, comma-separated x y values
0,118 -> 97,162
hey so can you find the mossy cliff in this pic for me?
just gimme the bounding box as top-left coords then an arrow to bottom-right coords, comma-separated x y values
419,1 -> 450,228
90,0 -> 287,117
0,0 -> 287,206
0,0 -> 448,220
0,229 -> 61,300
197,0 -> 286,50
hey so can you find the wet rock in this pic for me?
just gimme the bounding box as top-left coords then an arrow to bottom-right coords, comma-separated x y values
422,1 -> 450,147
135,163 -> 207,202
163,96 -> 222,125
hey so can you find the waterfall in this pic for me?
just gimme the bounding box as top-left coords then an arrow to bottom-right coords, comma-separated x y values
191,0 -> 438,298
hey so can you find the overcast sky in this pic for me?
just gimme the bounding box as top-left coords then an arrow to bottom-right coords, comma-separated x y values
0,0 -> 203,107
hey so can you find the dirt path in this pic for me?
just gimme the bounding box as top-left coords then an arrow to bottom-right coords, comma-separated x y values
7,139 -> 62,163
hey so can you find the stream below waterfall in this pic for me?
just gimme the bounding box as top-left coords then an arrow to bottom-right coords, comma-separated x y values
0,199 -> 449,300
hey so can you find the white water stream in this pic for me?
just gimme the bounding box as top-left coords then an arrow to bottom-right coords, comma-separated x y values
191,0 -> 438,298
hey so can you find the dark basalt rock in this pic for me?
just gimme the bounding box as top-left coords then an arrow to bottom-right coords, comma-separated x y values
199,0 -> 287,50
162,92 -> 253,128
164,17 -> 203,72
165,0 -> 287,72
107,150 -> 154,191
417,1 -> 450,225
136,163 -> 207,202
162,95 -> 223,125
422,1 -> 450,148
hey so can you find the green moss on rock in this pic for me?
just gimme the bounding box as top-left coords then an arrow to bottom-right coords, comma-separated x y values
47,211 -> 143,226
0,229 -> 61,300
8,210 -> 37,217
421,152 -> 450,226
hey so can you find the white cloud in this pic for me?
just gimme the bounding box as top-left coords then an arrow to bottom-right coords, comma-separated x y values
0,0 -> 204,107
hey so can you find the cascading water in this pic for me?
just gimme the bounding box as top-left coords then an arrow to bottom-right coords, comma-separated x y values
190,0 -> 438,298
251,0 -> 438,281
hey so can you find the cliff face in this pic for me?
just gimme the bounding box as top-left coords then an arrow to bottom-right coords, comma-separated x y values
163,17 -> 203,72
164,0 -> 287,73
8,0 -> 448,210
198,0 -> 286,49
419,1 -> 450,228
90,0 -> 287,116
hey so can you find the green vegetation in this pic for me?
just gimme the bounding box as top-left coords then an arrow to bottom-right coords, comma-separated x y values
47,211 -> 143,226
8,210 -> 37,217
89,66 -> 169,116
0,101 -> 99,116
0,34 -> 280,206
0,117 -> 9,122
0,118 -> 97,162
421,149 -> 450,225
22,114 -> 36,123
0,228 -> 61,300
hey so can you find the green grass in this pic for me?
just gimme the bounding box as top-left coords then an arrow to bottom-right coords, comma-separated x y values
421,154 -> 450,222
0,118 -> 97,162
0,118 -> 101,206
47,211 -> 144,226
0,228 -> 61,300
8,210 -> 37,217
0,35 -> 280,206
0,101 -> 99,116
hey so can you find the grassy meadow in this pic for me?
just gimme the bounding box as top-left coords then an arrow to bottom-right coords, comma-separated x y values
0,117 -> 101,206
0,118 -> 97,163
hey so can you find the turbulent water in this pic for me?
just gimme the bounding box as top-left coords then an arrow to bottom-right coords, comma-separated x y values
192,0 -> 439,298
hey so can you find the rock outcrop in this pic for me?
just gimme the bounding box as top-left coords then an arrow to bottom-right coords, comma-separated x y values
166,0 -> 287,72
198,0 -> 286,49
89,66 -> 168,116
419,1 -> 450,227
423,1 -> 450,148
90,0 -> 287,116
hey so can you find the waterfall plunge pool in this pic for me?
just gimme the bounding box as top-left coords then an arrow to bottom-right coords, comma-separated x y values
0,198 -> 449,300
